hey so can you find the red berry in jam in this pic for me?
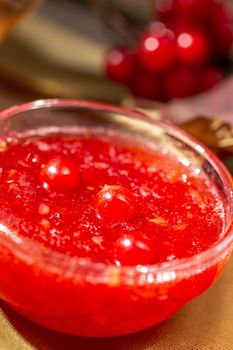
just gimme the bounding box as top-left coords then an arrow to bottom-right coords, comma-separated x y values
137,23 -> 175,74
130,73 -> 161,100
95,185 -> 137,221
114,234 -> 154,266
176,30 -> 211,67
39,158 -> 80,191
105,48 -> 135,83
163,66 -> 196,99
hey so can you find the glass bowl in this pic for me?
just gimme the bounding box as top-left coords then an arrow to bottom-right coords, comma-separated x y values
0,99 -> 232,337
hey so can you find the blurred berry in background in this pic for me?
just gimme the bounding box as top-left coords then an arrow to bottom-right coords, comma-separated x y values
105,0 -> 233,101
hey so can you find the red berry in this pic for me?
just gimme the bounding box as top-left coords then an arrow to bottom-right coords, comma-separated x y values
176,30 -> 211,67
197,67 -> 222,93
174,0 -> 213,17
210,1 -> 233,24
105,48 -> 135,83
114,234 -> 154,266
40,158 -> 80,191
137,23 -> 175,74
206,2 -> 233,57
130,73 -> 161,100
156,0 -> 174,24
156,0 -> 214,26
95,185 -> 137,221
168,19 -> 194,36
213,20 -> 233,57
163,66 -> 196,99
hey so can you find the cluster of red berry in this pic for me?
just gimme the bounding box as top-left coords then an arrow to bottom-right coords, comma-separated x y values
105,0 -> 233,101
39,158 -> 151,265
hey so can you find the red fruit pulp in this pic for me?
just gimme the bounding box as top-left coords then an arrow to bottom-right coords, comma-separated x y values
0,131 -> 223,261
0,128 -> 227,336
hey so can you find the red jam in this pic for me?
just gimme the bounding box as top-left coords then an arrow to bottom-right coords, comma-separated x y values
0,129 -> 227,337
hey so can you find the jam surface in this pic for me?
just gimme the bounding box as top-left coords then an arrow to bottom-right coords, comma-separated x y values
0,129 -> 224,266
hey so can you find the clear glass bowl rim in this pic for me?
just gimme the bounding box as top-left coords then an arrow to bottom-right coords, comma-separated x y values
0,98 -> 232,281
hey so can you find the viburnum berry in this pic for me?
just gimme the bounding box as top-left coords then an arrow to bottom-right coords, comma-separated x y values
163,66 -> 196,99
114,234 -> 154,265
130,73 -> 161,100
105,47 -> 135,83
137,22 -> 175,74
210,15 -> 233,57
95,185 -> 137,221
197,66 -> 223,93
156,0 -> 214,27
173,0 -> 213,18
39,158 -> 80,191
175,30 -> 211,67
105,0 -> 232,101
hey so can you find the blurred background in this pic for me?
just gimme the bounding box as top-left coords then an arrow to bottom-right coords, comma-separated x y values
1,0 -> 233,166
0,0 -> 141,107
0,0 -> 233,107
